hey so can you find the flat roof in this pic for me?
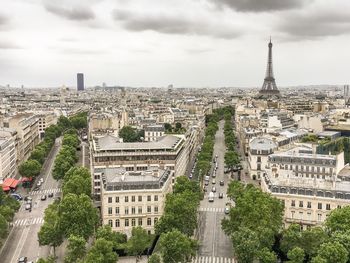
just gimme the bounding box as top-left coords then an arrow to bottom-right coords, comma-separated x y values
250,137 -> 277,151
94,134 -> 183,151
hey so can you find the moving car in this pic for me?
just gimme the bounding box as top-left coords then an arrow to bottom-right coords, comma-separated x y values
39,178 -> 44,183
18,257 -> 27,263
33,186 -> 40,191
25,204 -> 31,210
48,192 -> 54,198
212,186 -> 216,193
41,195 -> 47,201
212,179 -> 216,184
220,180 -> 224,186
224,207 -> 230,214
208,191 -> 214,202
219,193 -> 224,199
204,181 -> 209,186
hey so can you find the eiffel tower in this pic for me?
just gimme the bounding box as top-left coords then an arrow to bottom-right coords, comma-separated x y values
259,38 -> 280,97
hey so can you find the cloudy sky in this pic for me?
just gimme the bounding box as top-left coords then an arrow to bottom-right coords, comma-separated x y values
1,0 -> 350,88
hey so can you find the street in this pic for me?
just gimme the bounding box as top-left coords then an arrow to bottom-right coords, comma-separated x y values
196,120 -> 234,263
0,138 -> 62,263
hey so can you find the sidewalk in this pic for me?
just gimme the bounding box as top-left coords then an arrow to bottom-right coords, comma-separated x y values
118,256 -> 147,263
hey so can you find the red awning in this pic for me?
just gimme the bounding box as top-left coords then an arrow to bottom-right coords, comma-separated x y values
21,177 -> 32,182
10,179 -> 20,188
3,178 -> 20,188
1,185 -> 10,191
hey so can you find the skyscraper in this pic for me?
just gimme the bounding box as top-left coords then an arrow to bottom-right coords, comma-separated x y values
259,38 -> 280,98
77,73 -> 84,91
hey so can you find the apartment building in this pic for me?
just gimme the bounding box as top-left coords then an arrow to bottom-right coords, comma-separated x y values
2,114 -> 39,164
144,125 -> 165,142
261,146 -> 350,228
98,168 -> 172,236
0,137 -> 16,180
36,112 -> 57,139
260,110 -> 295,133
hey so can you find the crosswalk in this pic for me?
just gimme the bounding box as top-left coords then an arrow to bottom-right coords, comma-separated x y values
192,256 -> 234,263
199,207 -> 225,213
13,217 -> 44,227
29,188 -> 61,195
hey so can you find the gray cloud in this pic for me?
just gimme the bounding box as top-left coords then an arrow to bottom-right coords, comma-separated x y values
112,9 -> 241,39
0,13 -> 10,30
211,0 -> 309,12
44,3 -> 95,20
278,9 -> 350,40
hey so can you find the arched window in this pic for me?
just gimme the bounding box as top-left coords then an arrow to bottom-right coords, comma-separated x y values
115,219 -> 120,228
108,220 -> 113,227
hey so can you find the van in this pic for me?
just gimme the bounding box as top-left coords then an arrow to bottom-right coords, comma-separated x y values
208,191 -> 214,202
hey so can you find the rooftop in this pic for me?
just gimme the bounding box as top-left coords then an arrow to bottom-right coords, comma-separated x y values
250,137 -> 277,151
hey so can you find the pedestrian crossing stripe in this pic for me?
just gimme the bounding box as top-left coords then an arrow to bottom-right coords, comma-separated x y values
13,217 -> 44,227
192,256 -> 234,263
198,207 -> 225,213
29,188 -> 61,195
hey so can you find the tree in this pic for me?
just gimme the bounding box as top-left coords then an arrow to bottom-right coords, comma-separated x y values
58,193 -> 99,240
36,256 -> 56,263
0,205 -> 15,222
164,123 -> 172,132
38,203 -> 63,256
62,134 -> 80,148
148,254 -> 161,263
64,234 -> 87,263
300,227 -> 327,258
96,225 -> 127,250
84,238 -> 118,263
57,116 -> 72,131
224,151 -> 240,170
0,214 -> 8,238
287,247 -> 305,263
280,224 -> 302,255
18,159 -> 42,178
258,248 -> 277,263
325,206 -> 350,233
127,226 -> 151,262
231,227 -> 260,263
30,147 -> 46,164
119,126 -> 143,142
159,229 -> 197,263
329,230 -> 350,255
63,173 -> 91,197
173,176 -> 200,198
313,242 -> 348,263
64,166 -> 90,183
70,116 -> 87,130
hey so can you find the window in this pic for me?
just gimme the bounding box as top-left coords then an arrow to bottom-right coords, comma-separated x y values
115,219 -> 120,228
299,212 -> 303,220
337,205 -> 342,209
125,196 -> 129,202
299,201 -> 303,208
138,196 -> 142,202
115,196 -> 119,203
138,207 -> 142,214
125,207 -> 129,215
147,206 -> 151,213
326,204 -> 331,210
318,203 -> 322,210
291,211 -> 295,219
317,213 -> 322,221
147,218 -> 152,226
132,218 -> 136,226
125,219 -> 129,227
138,218 -> 143,226
108,207 -> 112,215
307,212 -> 311,220
154,217 -> 158,225
108,197 -> 112,203
154,195 -> 158,202
307,202 -> 311,209
147,195 -> 151,202
115,207 -> 119,215
108,220 -> 112,227
154,206 -> 159,214
257,156 -> 261,162
131,207 -> 136,214
132,196 -> 135,202
291,200 -> 295,207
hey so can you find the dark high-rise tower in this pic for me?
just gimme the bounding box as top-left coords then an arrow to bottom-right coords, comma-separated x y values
77,73 -> 84,91
259,38 -> 280,97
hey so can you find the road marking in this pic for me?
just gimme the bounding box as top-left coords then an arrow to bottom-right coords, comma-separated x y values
199,207 -> 224,213
13,217 -> 44,227
29,188 -> 61,196
193,257 -> 233,263
10,223 -> 31,263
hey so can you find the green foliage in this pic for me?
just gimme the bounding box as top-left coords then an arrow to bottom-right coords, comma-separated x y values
0,214 -> 8,238
258,247 -> 277,263
287,247 -> 305,263
36,256 -> 56,263
301,134 -> 319,143
84,238 -> 118,263
52,145 -> 77,180
127,226 -> 152,258
231,227 -> 260,263
70,116 -> 87,130
159,229 -> 197,263
148,254 -> 161,263
64,234 -> 87,263
58,193 -> 99,240
119,126 -> 144,142
224,151 -> 240,169
312,242 -> 348,263
19,159 -> 42,178
317,137 -> 350,164
325,205 -> 350,233
62,133 -> 80,149
96,225 -> 127,250
63,172 -> 92,197
173,176 -> 201,199
30,147 -> 46,164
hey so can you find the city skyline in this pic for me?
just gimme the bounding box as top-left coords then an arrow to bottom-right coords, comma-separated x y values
1,0 -> 350,87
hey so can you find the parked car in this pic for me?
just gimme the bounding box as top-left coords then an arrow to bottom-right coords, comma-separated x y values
224,207 -> 230,214
219,181 -> 224,186
48,192 -> 54,198
219,193 -> 224,199
25,204 -> 31,210
39,178 -> 44,183
212,179 -> 216,184
10,193 -> 22,201
212,186 -> 216,193
41,195 -> 47,201
204,181 -> 209,186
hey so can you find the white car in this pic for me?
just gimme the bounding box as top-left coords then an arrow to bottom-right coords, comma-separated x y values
39,178 -> 44,183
